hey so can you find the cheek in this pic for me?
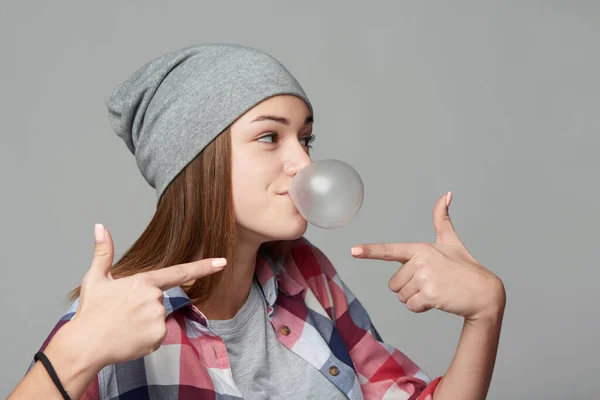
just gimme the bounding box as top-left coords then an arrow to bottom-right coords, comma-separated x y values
231,156 -> 271,211
232,148 -> 284,191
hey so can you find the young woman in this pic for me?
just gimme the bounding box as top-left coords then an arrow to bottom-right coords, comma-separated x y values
9,44 -> 505,400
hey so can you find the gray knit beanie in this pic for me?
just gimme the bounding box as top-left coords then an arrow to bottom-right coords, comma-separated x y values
106,43 -> 313,204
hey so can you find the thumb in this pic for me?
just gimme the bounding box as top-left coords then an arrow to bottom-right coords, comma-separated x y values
433,191 -> 461,246
88,223 -> 114,280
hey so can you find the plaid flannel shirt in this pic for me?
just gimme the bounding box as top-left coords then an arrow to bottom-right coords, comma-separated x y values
33,237 -> 441,399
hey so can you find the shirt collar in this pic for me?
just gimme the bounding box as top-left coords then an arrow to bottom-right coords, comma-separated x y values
162,246 -> 305,322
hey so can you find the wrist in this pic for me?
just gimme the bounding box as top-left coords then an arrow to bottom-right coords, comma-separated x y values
467,278 -> 506,323
44,320 -> 104,380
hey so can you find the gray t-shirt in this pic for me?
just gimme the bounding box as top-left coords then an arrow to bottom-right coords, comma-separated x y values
208,280 -> 348,400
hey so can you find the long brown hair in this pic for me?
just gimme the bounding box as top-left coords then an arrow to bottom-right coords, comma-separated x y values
69,127 -> 290,305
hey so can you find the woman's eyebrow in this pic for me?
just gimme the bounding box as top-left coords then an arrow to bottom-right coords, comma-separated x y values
251,115 -> 314,125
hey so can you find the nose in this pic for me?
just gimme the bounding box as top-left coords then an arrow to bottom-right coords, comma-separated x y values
283,145 -> 312,177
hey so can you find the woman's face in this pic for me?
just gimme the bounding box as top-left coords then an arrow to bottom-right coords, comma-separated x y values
230,95 -> 314,246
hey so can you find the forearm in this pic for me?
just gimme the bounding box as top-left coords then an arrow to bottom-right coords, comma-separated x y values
433,306 -> 505,399
8,322 -> 101,400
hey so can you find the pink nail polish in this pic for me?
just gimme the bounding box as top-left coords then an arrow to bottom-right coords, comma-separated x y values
95,223 -> 105,242
211,258 -> 227,268
446,191 -> 452,207
351,247 -> 364,257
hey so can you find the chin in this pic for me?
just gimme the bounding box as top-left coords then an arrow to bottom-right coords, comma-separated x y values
239,211 -> 309,244
271,217 -> 308,241
258,214 -> 308,242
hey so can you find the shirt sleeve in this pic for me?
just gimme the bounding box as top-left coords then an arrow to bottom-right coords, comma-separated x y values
27,300 -> 101,400
307,242 -> 443,399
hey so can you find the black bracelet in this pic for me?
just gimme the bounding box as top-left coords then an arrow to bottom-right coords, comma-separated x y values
34,351 -> 71,400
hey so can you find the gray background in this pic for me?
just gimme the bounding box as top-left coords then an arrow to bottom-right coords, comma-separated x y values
2,1 -> 598,399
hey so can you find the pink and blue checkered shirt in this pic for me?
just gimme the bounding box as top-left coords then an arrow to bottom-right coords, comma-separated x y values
35,237 -> 441,399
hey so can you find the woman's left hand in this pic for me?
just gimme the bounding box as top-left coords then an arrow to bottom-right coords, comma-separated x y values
351,192 -> 505,322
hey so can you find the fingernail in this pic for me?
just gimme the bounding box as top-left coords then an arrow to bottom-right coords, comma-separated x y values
351,247 -> 364,257
446,191 -> 453,207
211,258 -> 227,268
95,223 -> 105,242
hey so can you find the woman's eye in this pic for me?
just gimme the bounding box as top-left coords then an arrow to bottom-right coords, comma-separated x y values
301,134 -> 316,148
257,133 -> 316,149
258,133 -> 277,144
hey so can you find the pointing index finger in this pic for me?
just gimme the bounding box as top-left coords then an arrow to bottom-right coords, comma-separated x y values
141,258 -> 226,291
351,243 -> 419,263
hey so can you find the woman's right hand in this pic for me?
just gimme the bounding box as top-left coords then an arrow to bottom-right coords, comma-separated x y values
65,223 -> 227,369
9,224 -> 226,400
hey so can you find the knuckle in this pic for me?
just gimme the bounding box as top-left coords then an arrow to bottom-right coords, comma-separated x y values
175,265 -> 189,282
156,324 -> 168,341
421,283 -> 437,299
414,267 -> 430,282
147,300 -> 166,318
397,290 -> 408,303
414,257 -> 427,268
156,306 -> 167,320
388,277 -> 399,292
148,342 -> 161,355
388,279 -> 395,292
93,247 -> 110,258
382,244 -> 394,260
150,287 -> 164,301
147,327 -> 167,355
